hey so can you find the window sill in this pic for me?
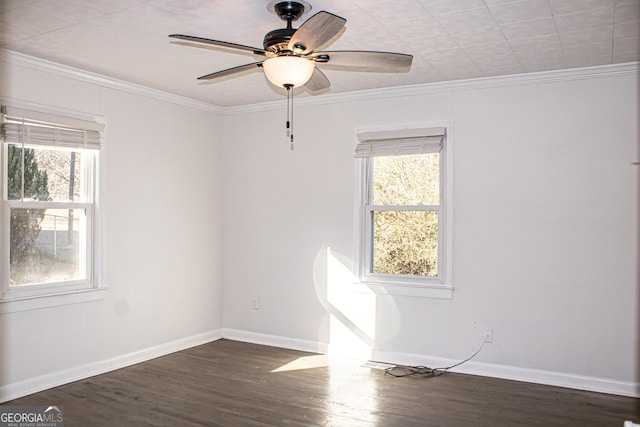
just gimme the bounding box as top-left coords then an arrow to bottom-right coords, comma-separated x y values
0,287 -> 107,314
355,281 -> 453,299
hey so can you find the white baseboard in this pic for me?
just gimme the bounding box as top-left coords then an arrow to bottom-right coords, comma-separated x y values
223,329 -> 640,398
370,349 -> 640,398
222,328 -> 328,354
3,328 -> 637,402
0,328 -> 223,403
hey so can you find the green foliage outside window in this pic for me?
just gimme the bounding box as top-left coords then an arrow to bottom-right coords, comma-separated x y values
7,145 -> 50,272
372,153 -> 439,277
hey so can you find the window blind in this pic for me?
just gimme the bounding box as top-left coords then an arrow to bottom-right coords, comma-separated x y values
354,126 -> 445,158
1,106 -> 103,150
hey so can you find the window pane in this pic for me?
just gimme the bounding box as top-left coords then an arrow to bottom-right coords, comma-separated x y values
372,210 -> 438,277
372,153 -> 439,205
6,144 -> 83,202
9,208 -> 87,286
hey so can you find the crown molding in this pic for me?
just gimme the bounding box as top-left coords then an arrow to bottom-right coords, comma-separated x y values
2,49 -> 637,116
226,61 -> 640,114
0,49 -> 224,115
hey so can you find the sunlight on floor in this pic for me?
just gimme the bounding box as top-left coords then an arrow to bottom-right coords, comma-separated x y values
270,354 -> 329,373
270,350 -> 382,424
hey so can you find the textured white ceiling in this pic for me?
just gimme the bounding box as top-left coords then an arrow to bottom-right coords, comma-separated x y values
1,0 -> 638,107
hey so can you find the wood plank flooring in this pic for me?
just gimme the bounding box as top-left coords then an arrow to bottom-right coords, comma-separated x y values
4,339 -> 639,426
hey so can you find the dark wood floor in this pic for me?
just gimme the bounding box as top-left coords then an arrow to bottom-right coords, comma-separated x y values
4,339 -> 639,426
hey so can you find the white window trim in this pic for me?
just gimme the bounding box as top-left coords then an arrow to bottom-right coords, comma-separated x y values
0,288 -> 107,314
354,122 -> 454,299
0,98 -> 106,313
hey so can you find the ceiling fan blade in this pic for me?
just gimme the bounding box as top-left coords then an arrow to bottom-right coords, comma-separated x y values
311,50 -> 413,71
197,61 -> 264,81
304,67 -> 330,92
288,11 -> 346,54
169,34 -> 269,56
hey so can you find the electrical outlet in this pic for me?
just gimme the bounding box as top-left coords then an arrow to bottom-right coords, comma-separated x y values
484,328 -> 493,343
252,298 -> 259,310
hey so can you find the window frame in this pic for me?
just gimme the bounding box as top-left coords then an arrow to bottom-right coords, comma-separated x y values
355,123 -> 453,299
0,100 -> 106,313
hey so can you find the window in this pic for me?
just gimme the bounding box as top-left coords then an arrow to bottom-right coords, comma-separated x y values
1,104 -> 105,312
356,125 -> 453,299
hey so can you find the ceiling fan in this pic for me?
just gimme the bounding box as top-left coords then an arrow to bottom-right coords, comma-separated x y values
168,0 -> 414,92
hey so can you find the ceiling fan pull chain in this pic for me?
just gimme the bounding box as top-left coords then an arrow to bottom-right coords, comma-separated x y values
290,86 -> 294,151
284,84 -> 294,150
285,85 -> 291,140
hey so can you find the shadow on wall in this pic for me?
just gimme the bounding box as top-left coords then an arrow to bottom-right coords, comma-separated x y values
636,70 -> 640,397
312,246 -> 400,359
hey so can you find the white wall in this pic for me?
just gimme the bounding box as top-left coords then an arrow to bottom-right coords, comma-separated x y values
0,57 -> 224,397
221,71 -> 639,393
0,53 -> 637,398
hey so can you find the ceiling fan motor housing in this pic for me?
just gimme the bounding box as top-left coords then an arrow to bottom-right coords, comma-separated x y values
263,27 -> 296,52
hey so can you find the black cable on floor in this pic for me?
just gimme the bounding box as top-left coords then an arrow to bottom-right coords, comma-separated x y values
384,337 -> 487,378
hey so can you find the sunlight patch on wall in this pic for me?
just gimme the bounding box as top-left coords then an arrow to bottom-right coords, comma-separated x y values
313,246 -> 378,359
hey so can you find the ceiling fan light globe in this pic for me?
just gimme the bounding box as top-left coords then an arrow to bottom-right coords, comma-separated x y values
263,56 -> 315,88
